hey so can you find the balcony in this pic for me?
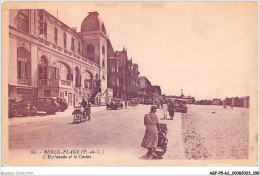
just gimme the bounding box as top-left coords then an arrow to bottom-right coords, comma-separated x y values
37,37 -> 99,68
83,88 -> 94,94
39,79 -> 72,88
60,80 -> 71,86
39,79 -> 59,88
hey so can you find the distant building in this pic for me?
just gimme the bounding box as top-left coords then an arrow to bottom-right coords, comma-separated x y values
152,85 -> 161,95
197,100 -> 212,105
243,96 -> 249,108
107,48 -> 140,100
223,96 -> 249,108
212,98 -> 222,105
138,76 -> 153,103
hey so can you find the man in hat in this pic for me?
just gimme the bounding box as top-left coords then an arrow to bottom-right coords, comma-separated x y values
141,106 -> 160,159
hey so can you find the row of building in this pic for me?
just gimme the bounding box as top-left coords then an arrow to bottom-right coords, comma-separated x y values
196,97 -> 249,108
8,9 -> 161,107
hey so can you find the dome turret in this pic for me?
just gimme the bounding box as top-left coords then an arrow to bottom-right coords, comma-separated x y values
81,11 -> 107,34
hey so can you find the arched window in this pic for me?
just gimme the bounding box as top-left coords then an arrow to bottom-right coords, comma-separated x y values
87,44 -> 94,54
17,47 -> 30,85
58,62 -> 71,81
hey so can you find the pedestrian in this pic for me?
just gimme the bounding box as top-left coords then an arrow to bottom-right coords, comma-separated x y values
87,101 -> 91,120
81,98 -> 88,119
156,101 -> 161,109
162,102 -> 168,119
230,105 -> 233,110
141,106 -> 160,159
168,101 -> 175,120
125,101 -> 128,109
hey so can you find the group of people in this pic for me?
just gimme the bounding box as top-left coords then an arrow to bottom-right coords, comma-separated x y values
162,100 -> 175,120
80,98 -> 91,121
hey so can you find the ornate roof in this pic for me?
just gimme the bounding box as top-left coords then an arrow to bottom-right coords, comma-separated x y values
81,11 -> 107,34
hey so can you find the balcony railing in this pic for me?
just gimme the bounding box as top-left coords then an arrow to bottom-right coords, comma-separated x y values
83,88 -> 93,94
38,37 -> 99,68
60,80 -> 71,86
39,79 -> 59,87
39,79 -> 72,87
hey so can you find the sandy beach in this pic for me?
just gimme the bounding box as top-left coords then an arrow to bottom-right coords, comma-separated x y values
182,105 -> 249,160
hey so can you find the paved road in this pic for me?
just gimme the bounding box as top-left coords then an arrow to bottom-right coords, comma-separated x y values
9,105 -> 185,160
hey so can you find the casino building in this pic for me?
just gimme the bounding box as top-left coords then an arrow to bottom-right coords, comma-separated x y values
9,9 -> 113,106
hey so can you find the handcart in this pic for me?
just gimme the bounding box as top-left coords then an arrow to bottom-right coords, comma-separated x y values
72,107 -> 87,123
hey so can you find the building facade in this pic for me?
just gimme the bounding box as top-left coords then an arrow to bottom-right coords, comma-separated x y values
9,9 -> 112,106
212,98 -> 222,105
107,48 -> 140,100
138,76 -> 160,103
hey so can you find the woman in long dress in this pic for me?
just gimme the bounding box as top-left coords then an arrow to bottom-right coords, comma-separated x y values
162,102 -> 168,119
141,106 -> 159,159
168,101 -> 175,120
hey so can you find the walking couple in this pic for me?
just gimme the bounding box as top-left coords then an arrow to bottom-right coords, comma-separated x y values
162,100 -> 175,120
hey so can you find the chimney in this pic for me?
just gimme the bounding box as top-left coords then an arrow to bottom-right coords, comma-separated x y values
72,27 -> 77,32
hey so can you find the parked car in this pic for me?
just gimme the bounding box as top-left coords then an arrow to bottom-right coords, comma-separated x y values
130,98 -> 139,106
144,99 -> 153,105
33,97 -> 59,114
175,99 -> 188,113
106,98 -> 123,110
57,98 -> 68,112
9,99 -> 37,117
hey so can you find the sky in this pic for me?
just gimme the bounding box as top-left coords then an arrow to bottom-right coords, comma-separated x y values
47,2 -> 257,100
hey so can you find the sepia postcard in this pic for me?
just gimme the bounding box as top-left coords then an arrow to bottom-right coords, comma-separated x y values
1,1 -> 258,167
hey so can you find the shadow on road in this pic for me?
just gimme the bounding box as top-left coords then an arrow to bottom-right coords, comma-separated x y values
67,121 -> 88,125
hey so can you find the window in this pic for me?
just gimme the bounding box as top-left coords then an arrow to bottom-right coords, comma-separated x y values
63,33 -> 67,48
18,12 -> 29,33
87,44 -> 94,54
54,27 -> 58,44
44,90 -> 51,97
102,46 -> 105,55
112,80 -> 116,86
39,56 -> 48,79
78,42 -> 81,54
39,11 -> 43,34
84,72 -> 93,89
17,47 -> 30,85
71,37 -> 74,51
102,59 -> 105,68
44,22 -> 47,36
60,92 -> 64,98
38,11 -> 47,36
111,67 -> 115,72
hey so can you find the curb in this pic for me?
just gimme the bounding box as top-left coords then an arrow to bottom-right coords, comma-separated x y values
9,107 -> 106,127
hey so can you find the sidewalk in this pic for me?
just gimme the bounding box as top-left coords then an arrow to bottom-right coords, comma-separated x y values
156,109 -> 186,160
8,105 -> 106,127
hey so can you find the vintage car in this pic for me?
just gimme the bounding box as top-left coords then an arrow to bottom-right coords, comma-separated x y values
57,98 -> 68,112
144,99 -> 154,105
106,98 -> 124,110
9,99 -> 37,118
175,99 -> 188,113
129,98 -> 139,106
33,97 -> 59,115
